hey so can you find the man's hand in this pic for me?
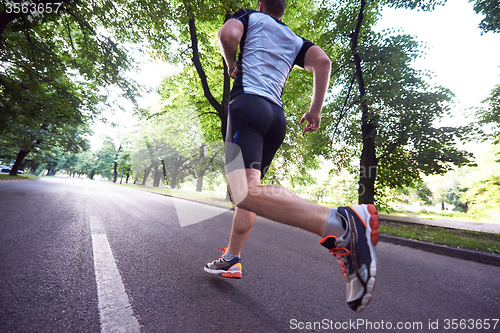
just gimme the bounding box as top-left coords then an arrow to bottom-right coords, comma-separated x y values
228,60 -> 238,79
301,45 -> 331,134
300,111 -> 321,134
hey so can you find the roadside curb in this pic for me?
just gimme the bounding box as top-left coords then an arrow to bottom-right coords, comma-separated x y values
379,234 -> 500,267
131,186 -> 235,211
131,187 -> 500,267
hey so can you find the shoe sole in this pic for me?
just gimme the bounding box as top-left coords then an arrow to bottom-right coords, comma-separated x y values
349,204 -> 379,313
204,264 -> 242,279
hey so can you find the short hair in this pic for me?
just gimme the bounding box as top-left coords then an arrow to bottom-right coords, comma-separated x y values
258,0 -> 286,18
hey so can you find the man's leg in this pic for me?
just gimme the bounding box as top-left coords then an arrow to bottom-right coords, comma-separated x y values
227,207 -> 256,255
227,168 -> 329,235
226,168 -> 378,314
226,169 -> 258,255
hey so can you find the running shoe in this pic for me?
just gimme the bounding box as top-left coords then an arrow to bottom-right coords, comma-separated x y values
320,204 -> 379,313
204,247 -> 242,279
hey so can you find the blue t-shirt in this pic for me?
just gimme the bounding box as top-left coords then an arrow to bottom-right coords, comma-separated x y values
229,9 -> 315,107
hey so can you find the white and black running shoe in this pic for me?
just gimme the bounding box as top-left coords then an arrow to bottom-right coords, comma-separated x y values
204,247 -> 242,279
320,204 -> 379,313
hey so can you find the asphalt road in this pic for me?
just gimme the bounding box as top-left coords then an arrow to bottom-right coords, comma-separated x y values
1,177 -> 499,333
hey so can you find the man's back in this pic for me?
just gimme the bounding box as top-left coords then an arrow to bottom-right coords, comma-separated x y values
230,9 -> 311,107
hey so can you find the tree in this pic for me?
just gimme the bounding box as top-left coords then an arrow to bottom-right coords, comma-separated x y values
0,69 -> 93,176
470,0 -> 500,144
476,84 -> 500,144
93,139 -> 119,180
0,0 -> 151,174
116,150 -> 132,184
471,0 -> 500,34
320,0 -> 471,204
129,103 -> 220,189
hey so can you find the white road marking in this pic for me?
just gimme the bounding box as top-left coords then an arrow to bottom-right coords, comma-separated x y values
90,215 -> 141,333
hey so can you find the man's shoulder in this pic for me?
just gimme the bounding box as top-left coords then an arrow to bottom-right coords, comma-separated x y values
232,8 -> 257,19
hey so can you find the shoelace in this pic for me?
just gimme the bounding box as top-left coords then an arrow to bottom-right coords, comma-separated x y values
217,246 -> 227,258
328,247 -> 352,279
209,246 -> 228,267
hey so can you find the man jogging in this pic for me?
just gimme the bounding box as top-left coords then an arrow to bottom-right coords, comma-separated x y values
204,0 -> 379,313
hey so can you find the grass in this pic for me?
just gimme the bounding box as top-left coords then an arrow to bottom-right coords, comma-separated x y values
381,209 -> 495,224
0,174 -> 38,180
380,221 -> 500,255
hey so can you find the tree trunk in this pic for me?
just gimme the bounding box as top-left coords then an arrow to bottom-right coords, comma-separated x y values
142,166 -> 151,185
196,143 -> 206,192
113,161 -> 118,183
9,149 -> 29,176
113,144 -> 122,183
153,161 -> 162,187
161,159 -> 169,187
351,0 -> 378,204
196,176 -> 203,192
170,170 -> 178,189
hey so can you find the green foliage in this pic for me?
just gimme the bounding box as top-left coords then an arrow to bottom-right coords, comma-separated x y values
471,0 -> 500,33
324,170 -> 359,206
459,143 -> 500,217
93,139 -> 119,180
443,182 -> 469,212
416,183 -> 433,205
319,0 -> 472,204
0,0 -> 146,174
384,0 -> 447,11
476,84 -> 500,144
128,103 -> 225,189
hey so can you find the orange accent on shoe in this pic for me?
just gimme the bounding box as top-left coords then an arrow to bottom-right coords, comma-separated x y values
320,235 -> 338,243
217,246 -> 227,257
222,272 -> 242,278
349,205 -> 367,227
367,204 -> 379,246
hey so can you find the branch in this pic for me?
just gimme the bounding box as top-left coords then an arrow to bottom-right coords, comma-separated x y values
331,74 -> 356,142
187,11 -> 221,113
63,12 -> 75,52
199,111 -> 220,117
351,0 -> 367,98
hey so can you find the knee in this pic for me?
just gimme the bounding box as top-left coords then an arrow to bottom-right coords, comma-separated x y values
232,208 -> 256,234
234,196 -> 251,211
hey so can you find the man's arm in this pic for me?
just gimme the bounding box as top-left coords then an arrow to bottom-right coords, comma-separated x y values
300,45 -> 331,133
218,19 -> 244,78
